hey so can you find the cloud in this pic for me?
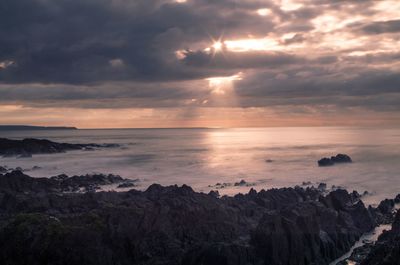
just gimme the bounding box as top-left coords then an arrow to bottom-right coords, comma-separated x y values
357,19 -> 400,34
0,0 -> 399,126
0,0 -> 276,84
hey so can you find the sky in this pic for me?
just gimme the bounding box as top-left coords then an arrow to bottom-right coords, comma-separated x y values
0,0 -> 400,128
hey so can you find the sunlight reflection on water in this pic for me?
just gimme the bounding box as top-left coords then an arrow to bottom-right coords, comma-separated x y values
0,127 -> 399,205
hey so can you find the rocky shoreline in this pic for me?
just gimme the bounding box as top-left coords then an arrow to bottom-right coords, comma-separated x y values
0,170 -> 397,265
0,138 -> 119,157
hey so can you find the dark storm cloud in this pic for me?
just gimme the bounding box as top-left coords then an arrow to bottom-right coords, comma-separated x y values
235,68 -> 400,98
357,20 -> 400,34
230,67 -> 400,111
0,0 -> 275,84
0,0 -> 399,118
0,81 -> 208,108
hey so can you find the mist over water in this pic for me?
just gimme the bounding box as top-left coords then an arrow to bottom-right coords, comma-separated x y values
0,127 -> 399,205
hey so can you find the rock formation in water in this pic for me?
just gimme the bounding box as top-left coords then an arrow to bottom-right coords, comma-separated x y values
0,171 -> 380,265
0,138 -> 119,157
318,154 -> 352,167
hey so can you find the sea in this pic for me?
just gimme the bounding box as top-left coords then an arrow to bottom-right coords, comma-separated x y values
0,126 -> 399,206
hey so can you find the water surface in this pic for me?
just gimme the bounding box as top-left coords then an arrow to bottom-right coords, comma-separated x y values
1,127 -> 399,205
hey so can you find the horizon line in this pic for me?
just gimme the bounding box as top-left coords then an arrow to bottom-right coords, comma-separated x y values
1,124 -> 399,130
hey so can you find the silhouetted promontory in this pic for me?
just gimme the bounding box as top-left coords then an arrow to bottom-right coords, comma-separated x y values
0,138 -> 119,157
0,125 -> 77,131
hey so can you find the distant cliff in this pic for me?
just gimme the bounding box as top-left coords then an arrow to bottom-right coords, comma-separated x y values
0,125 -> 77,130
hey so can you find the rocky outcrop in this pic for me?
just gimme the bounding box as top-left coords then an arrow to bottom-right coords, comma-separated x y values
318,154 -> 352,167
0,171 -> 377,265
333,194 -> 398,265
0,138 -> 119,157
0,170 -> 131,193
361,210 -> 400,265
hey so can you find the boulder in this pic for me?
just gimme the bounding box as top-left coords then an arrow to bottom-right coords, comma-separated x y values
331,154 -> 352,163
318,157 -> 335,167
318,154 -> 352,167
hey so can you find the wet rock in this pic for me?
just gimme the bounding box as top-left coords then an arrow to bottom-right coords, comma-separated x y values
361,210 -> 400,265
17,152 -> 32,158
345,242 -> 375,264
117,182 -> 136,189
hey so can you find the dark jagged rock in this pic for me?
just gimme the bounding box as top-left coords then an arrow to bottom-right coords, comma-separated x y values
208,190 -> 220,198
234,179 -> 248,186
370,198 -> 396,225
0,166 -> 7,173
318,157 -> 335,166
318,182 -> 327,191
318,154 -> 352,167
377,199 -> 395,215
394,194 -> 400,204
361,210 -> 400,265
117,182 -> 136,189
52,173 -> 126,192
335,194 -> 400,264
0,138 -> 119,157
0,170 -> 128,193
331,154 -> 352,163
0,172 -> 378,265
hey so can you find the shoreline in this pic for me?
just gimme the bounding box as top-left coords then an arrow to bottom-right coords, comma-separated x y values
0,136 -> 399,264
0,170 -> 398,265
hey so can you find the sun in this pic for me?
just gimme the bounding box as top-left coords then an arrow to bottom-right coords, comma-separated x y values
212,41 -> 223,51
